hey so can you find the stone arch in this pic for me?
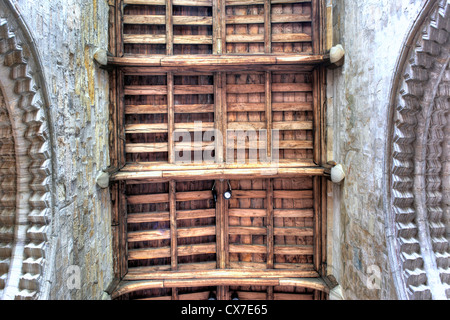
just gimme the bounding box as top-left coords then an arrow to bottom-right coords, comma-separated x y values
0,1 -> 54,300
385,0 -> 450,300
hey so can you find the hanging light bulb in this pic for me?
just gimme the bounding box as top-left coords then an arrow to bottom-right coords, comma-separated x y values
223,180 -> 232,200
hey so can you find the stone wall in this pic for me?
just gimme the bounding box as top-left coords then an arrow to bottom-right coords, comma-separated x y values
327,0 -> 428,299
11,0 -> 113,299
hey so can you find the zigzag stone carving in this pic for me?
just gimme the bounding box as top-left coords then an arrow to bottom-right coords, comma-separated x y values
387,0 -> 450,300
0,1 -> 53,300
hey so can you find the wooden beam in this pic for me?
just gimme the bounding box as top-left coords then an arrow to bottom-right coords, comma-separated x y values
166,0 -> 173,55
265,71 -> 272,158
169,181 -> 177,271
108,54 -> 329,67
168,72 -> 175,163
124,269 -> 320,280
129,243 -> 216,260
264,0 -> 271,53
112,276 -> 329,299
267,178 -> 274,269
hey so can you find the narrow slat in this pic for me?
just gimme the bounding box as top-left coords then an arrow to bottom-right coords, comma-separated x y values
227,103 -> 265,112
272,83 -> 312,92
168,72 -> 175,163
226,84 -> 265,94
125,123 -> 168,134
229,244 -> 266,254
128,243 -> 216,261
127,212 -> 170,223
173,35 -> 213,44
126,105 -> 168,114
274,227 -> 314,237
271,33 -> 312,43
126,143 -> 168,153
272,121 -> 313,131
124,15 -> 165,25
273,209 -> 314,218
228,226 -> 267,235
173,16 -> 213,25
226,15 -> 264,24
267,178 -> 274,269
166,0 -> 173,55
123,0 -> 165,5
123,34 -> 167,44
226,34 -> 265,43
271,14 -> 311,23
228,209 -> 266,217
169,181 -> 177,270
175,104 -> 214,113
175,190 -> 213,201
127,193 -> 169,205
227,121 -> 265,130
272,102 -> 313,112
278,140 -> 314,150
177,209 -> 216,220
173,0 -> 213,6
274,245 -> 314,255
177,226 -> 216,238
124,85 -> 167,95
174,85 -> 214,95
273,190 -> 313,199
232,190 -> 266,198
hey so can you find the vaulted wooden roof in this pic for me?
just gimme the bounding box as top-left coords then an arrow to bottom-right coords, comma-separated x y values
107,0 -> 330,300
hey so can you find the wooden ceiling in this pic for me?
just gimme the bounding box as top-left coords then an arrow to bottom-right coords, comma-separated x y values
107,0 -> 330,300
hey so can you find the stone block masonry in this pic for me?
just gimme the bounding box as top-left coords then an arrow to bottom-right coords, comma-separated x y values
11,0 -> 113,299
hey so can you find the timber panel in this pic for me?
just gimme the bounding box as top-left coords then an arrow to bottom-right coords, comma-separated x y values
120,0 -> 318,56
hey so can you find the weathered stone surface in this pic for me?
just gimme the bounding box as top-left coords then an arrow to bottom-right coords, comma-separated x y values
12,0 -> 113,300
327,0 -> 427,300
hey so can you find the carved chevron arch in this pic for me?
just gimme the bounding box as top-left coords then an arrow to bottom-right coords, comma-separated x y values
0,1 -> 54,300
386,0 -> 450,300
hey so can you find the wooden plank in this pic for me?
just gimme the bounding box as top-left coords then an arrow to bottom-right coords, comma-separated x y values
272,33 -> 312,43
174,85 -> 214,95
129,243 -> 216,260
166,0 -> 173,55
173,35 -> 213,44
164,278 -> 280,287
226,84 -> 265,94
272,83 -> 312,92
274,227 -> 314,237
229,244 -> 266,254
278,140 -> 314,150
267,178 -> 274,269
125,269 -> 319,280
173,0 -> 213,6
273,190 -> 313,199
125,123 -> 168,134
126,104 -> 168,114
124,85 -> 168,95
123,15 -> 166,25
264,0 -> 271,53
127,211 -> 170,223
227,103 -> 265,112
173,16 -> 213,25
128,229 -> 171,242
123,34 -> 167,44
271,14 -> 311,23
227,121 -> 265,130
273,209 -> 314,218
123,0 -> 165,4
232,190 -> 266,198
127,193 -> 169,205
169,181 -> 177,270
126,143 -> 168,153
175,104 -> 214,113
228,226 -> 267,235
226,15 -> 264,24
177,208 -> 216,220
272,121 -> 314,131
177,226 -> 216,238
226,34 -> 265,43
167,73 -> 175,164
265,71 -> 272,158
274,245 -> 314,255
228,209 -> 266,217
271,102 -> 313,112
175,190 -> 212,201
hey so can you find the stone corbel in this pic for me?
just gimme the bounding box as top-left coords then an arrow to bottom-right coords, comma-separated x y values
328,44 -> 345,69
